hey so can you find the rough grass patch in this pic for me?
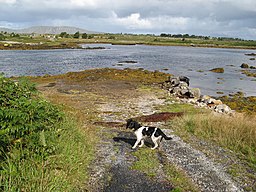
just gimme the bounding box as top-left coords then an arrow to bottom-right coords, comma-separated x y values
131,149 -> 160,177
171,114 -> 256,170
163,161 -> 199,192
0,117 -> 97,192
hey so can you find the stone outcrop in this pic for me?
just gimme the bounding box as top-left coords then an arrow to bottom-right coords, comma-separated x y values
163,76 -> 200,99
162,76 -> 234,115
240,63 -> 249,68
209,68 -> 224,73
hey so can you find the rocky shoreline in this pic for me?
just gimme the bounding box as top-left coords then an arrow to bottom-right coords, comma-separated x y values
0,41 -> 83,50
161,76 -> 235,115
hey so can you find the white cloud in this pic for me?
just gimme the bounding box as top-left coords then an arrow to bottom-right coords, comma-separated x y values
69,0 -> 97,7
112,13 -> 190,31
113,12 -> 152,29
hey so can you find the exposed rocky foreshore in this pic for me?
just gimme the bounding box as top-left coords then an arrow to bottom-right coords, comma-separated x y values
161,76 -> 234,115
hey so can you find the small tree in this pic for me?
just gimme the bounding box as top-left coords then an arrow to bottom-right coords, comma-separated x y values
10,32 -> 20,38
82,33 -> 87,39
73,31 -> 80,39
59,32 -> 69,38
0,33 -> 5,40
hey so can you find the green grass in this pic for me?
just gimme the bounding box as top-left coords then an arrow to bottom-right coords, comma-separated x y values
0,117 -> 97,191
1,33 -> 256,49
131,149 -> 160,177
159,100 -> 206,114
169,114 -> 256,170
131,149 -> 198,192
160,97 -> 256,168
158,98 -> 256,190
163,161 -> 199,192
0,76 -> 97,191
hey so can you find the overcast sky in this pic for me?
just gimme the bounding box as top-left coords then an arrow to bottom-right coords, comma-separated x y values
0,0 -> 256,40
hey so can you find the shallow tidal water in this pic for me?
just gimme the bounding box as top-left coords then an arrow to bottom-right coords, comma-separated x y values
0,44 -> 255,96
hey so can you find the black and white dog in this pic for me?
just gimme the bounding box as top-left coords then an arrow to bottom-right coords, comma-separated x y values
126,119 -> 172,149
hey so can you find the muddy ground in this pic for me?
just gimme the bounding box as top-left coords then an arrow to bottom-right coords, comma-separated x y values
33,68 -> 253,192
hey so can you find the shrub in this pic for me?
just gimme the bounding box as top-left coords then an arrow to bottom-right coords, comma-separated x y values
0,75 -> 63,155
82,33 -> 87,39
73,31 -> 80,39
0,33 -> 5,40
0,75 -> 96,191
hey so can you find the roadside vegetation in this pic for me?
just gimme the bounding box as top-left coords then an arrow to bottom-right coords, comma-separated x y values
0,75 -> 96,191
159,100 -> 256,170
1,31 -> 256,49
173,113 -> 255,168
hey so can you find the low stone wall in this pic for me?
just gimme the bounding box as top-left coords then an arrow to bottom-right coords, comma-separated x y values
161,76 -> 234,115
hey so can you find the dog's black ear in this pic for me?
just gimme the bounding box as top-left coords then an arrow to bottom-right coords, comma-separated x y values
126,119 -> 133,128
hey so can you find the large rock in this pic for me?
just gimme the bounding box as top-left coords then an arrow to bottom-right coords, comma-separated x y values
179,76 -> 190,86
168,76 -> 190,87
167,76 -> 199,99
240,63 -> 249,68
169,77 -> 180,87
189,88 -> 201,99
210,68 -> 224,73
214,104 -> 232,114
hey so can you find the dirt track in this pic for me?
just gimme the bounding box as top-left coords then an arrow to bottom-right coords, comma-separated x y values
35,69 -> 252,192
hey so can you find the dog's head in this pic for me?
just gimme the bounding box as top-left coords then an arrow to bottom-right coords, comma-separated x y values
126,119 -> 141,130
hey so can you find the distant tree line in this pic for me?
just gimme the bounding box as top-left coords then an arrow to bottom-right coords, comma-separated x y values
160,33 -> 244,41
0,31 -> 93,40
58,31 -> 92,39
0,33 -> 5,40
0,32 -> 20,40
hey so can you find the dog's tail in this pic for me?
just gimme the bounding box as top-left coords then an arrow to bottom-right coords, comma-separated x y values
159,129 -> 172,141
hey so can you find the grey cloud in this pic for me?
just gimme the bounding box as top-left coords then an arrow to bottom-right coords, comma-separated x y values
0,0 -> 255,39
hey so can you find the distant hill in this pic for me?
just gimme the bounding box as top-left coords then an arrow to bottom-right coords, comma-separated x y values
0,26 -> 100,34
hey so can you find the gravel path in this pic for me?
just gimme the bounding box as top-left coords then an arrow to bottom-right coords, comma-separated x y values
90,93 -> 244,192
162,130 -> 243,192
37,72 -> 250,192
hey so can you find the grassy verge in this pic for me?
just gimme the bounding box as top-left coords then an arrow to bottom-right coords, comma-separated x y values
159,100 -> 256,169
0,116 -> 97,191
131,149 -> 199,192
167,113 -> 256,191
0,76 -> 97,191
170,114 -> 256,169
155,98 -> 256,190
